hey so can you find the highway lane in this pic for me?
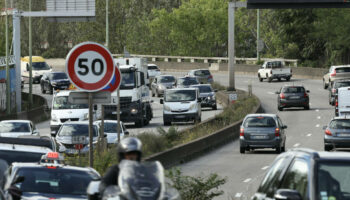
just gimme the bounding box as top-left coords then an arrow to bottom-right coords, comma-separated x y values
178,73 -> 333,200
23,78 -> 223,137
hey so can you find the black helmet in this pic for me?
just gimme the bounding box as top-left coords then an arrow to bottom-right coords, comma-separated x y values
117,137 -> 142,161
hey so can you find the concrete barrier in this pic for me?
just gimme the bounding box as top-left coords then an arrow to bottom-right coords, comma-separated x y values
0,92 -> 50,123
144,91 -> 262,168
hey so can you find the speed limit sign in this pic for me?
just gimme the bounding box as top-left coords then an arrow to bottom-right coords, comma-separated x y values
66,42 -> 115,91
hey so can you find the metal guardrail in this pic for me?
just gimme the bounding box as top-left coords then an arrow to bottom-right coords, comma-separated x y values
112,54 -> 298,66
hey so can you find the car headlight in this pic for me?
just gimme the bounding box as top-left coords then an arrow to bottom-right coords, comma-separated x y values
51,82 -> 57,85
83,113 -> 89,120
52,114 -> 58,122
164,105 -> 171,112
131,108 -> 138,114
158,85 -> 165,90
189,103 -> 196,110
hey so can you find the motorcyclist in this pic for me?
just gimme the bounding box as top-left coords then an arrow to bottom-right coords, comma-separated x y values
98,137 -> 142,194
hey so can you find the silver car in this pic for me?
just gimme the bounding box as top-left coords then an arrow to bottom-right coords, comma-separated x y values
0,120 -> 39,138
151,75 -> 176,97
187,69 -> 213,84
94,120 -> 129,145
240,114 -> 287,154
324,117 -> 350,151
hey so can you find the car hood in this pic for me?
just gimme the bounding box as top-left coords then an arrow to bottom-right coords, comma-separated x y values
164,101 -> 195,111
22,192 -> 86,200
105,132 -> 125,144
0,132 -> 31,137
51,109 -> 88,119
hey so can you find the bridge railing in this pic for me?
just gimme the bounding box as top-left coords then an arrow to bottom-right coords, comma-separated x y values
112,54 -> 298,67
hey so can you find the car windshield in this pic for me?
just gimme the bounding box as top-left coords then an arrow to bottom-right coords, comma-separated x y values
282,87 -> 305,93
52,96 -> 88,110
335,67 -> 350,73
0,122 -> 30,133
159,76 -> 175,83
334,82 -> 350,89
178,78 -> 199,86
244,117 -> 276,128
32,62 -> 50,70
165,90 -> 196,102
329,119 -> 350,129
192,85 -> 212,93
51,73 -> 68,80
58,124 -> 98,137
0,150 -> 45,165
194,70 -> 210,76
15,167 -> 99,196
120,71 -> 135,89
148,66 -> 158,70
317,162 -> 350,200
103,122 -> 122,133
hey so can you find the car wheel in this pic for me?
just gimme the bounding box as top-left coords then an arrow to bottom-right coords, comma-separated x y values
277,78 -> 281,82
268,77 -> 272,83
164,120 -> 171,126
276,146 -> 282,154
240,147 -> 245,154
323,80 -> 328,89
258,74 -> 263,82
278,106 -> 283,111
281,143 -> 286,152
286,77 -> 291,81
304,105 -> 310,110
41,85 -> 46,94
156,90 -> 160,97
135,118 -> 144,128
212,104 -> 217,110
324,145 -> 332,151
152,90 -> 155,97
49,86 -> 54,94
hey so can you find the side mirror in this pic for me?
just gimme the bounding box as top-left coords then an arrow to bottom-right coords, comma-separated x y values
150,100 -> 154,103
282,125 -> 288,129
214,89 -> 218,92
274,189 -> 302,200
147,83 -> 150,87
33,130 -> 39,135
275,91 -> 280,94
12,176 -> 25,185
104,134 -> 107,138
124,131 -> 129,135
323,126 -> 327,130
307,90 -> 310,93
160,99 -> 164,104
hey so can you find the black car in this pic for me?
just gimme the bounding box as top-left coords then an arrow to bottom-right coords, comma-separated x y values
328,79 -> 350,105
176,77 -> 199,88
252,148 -> 350,200
40,72 -> 70,94
276,86 -> 310,111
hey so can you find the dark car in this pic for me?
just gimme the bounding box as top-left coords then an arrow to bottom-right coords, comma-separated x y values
176,77 -> 199,88
191,84 -> 218,110
276,85 -> 310,111
252,148 -> 350,200
323,117 -> 350,151
40,72 -> 70,94
328,80 -> 350,105
239,114 -> 287,154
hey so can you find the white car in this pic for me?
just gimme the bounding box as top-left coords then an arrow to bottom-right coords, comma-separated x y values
147,64 -> 161,78
94,120 -> 129,145
0,120 -> 39,138
160,88 -> 201,125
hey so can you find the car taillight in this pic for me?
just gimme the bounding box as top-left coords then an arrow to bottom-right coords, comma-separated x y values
270,71 -> 273,74
304,93 -> 308,98
240,128 -> 244,136
275,128 -> 280,137
325,129 -> 332,136
209,75 -> 213,79
330,69 -> 336,77
280,93 -> 285,99
336,99 -> 338,107
332,89 -> 336,93
47,166 -> 57,169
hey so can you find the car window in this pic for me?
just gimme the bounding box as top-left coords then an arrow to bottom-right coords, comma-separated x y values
277,118 -> 284,128
282,87 -> 305,93
258,156 -> 291,197
178,78 -> 199,85
148,65 -> 158,70
334,81 -> 350,89
329,119 -> 350,129
165,90 -> 196,102
159,76 -> 175,83
243,117 -> 276,128
194,70 -> 210,76
53,96 -> 88,110
280,159 -> 309,199
103,122 -> 122,133
0,122 -> 30,133
192,85 -> 212,93
51,73 -> 68,80
0,150 -> 46,165
335,67 -> 350,73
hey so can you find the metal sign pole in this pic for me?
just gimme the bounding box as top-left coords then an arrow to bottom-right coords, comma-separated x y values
88,92 -> 93,167
117,88 -> 121,142
5,0 -> 10,114
28,0 -> 33,108
100,105 -> 105,151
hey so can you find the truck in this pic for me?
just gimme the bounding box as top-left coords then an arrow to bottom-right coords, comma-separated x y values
103,57 -> 153,127
335,87 -> 350,117
257,60 -> 292,82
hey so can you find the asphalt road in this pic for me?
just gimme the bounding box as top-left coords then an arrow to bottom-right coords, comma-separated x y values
23,76 -> 223,137
178,73 -> 334,200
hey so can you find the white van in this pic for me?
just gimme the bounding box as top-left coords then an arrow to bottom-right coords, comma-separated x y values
335,87 -> 350,117
21,56 -> 52,83
50,90 -> 99,136
160,88 -> 201,125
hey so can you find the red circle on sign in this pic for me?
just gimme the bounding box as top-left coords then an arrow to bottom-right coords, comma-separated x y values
102,66 -> 122,92
66,42 -> 115,91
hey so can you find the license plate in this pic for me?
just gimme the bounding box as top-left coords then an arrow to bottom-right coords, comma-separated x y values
289,96 -> 300,99
66,149 -> 78,154
337,133 -> 350,137
175,115 -> 185,119
61,86 -> 67,89
251,135 -> 268,139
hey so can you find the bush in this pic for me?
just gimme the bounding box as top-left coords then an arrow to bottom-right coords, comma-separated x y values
211,82 -> 227,91
137,132 -> 170,158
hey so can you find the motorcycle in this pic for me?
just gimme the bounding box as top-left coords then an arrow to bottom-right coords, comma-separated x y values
87,160 -> 180,200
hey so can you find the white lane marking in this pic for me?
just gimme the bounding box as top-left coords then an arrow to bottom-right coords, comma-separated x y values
317,116 -> 321,119
243,178 -> 252,183
235,193 -> 243,198
294,143 -> 300,147
307,133 -> 312,137
267,91 -> 275,95
316,124 -> 320,128
316,109 -> 319,112
261,166 -> 269,170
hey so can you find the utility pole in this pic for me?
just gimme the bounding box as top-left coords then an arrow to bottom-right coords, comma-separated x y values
106,0 -> 109,48
5,0 -> 11,115
257,9 -> 260,62
28,0 -> 33,108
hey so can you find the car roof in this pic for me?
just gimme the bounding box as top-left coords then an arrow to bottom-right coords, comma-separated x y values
331,65 -> 350,68
333,79 -> 350,83
245,113 -> 277,118
178,76 -> 197,79
1,120 -> 31,123
191,84 -> 211,87
193,69 -> 210,71
332,116 -> 350,120
11,162 -> 99,173
0,137 -> 55,150
0,143 -> 52,154
147,64 -> 158,67
282,85 -> 305,88
157,75 -> 174,78
94,120 -> 123,124
286,148 -> 350,161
